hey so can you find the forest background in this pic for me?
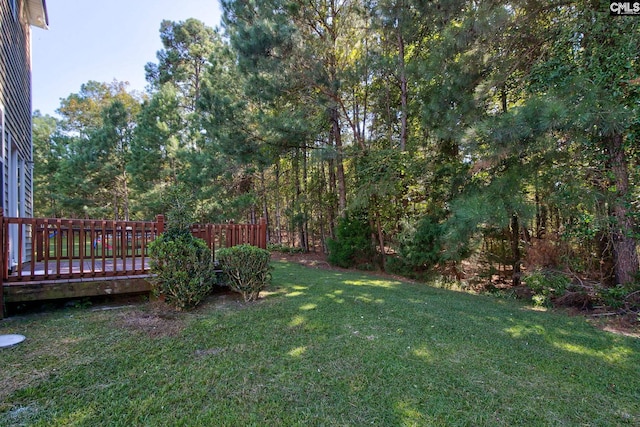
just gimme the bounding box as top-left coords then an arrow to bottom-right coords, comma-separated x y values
32,0 -> 640,309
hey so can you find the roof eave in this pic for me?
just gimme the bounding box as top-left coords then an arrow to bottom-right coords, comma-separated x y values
26,0 -> 49,30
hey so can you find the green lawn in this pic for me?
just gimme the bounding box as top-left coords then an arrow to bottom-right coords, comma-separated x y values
1,261 -> 639,426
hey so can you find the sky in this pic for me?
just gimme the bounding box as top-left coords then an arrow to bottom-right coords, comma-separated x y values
31,0 -> 223,117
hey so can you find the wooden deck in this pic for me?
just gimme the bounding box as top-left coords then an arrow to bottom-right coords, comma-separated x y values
3,276 -> 153,303
3,258 -> 153,303
0,213 -> 268,317
7,257 -> 151,281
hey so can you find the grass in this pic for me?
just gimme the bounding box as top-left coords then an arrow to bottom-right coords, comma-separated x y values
1,261 -> 639,426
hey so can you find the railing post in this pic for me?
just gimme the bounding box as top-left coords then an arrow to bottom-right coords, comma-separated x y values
0,208 -> 4,319
259,217 -> 267,249
156,214 -> 165,235
227,220 -> 234,247
36,221 -> 43,262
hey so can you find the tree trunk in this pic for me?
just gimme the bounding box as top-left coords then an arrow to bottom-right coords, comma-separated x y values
328,157 -> 337,240
535,190 -> 543,239
302,145 -> 309,252
331,107 -> 347,215
294,147 -> 307,252
397,23 -> 408,152
606,133 -> 639,285
113,191 -> 119,221
275,162 -> 282,245
122,167 -> 130,221
511,213 -> 521,287
374,199 -> 386,270
261,169 -> 270,243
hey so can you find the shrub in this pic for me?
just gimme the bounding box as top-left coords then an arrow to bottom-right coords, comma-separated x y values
267,243 -> 305,254
384,255 -> 412,276
597,283 -> 640,310
148,229 -> 216,310
385,255 -> 439,282
148,185 -> 215,310
524,269 -> 571,307
397,215 -> 444,270
327,212 -> 374,268
217,244 -> 272,302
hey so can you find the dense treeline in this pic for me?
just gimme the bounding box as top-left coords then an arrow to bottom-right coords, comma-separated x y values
33,1 -> 639,294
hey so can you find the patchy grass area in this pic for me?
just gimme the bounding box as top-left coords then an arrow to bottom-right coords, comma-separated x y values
1,261 -> 639,426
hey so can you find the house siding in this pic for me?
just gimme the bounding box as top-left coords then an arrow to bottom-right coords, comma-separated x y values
1,0 -> 34,218
1,0 -> 36,266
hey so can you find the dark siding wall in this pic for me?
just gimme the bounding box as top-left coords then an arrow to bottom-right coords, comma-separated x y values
0,0 -> 33,217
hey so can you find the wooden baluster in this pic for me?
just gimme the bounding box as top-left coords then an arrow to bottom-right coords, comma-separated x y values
43,219 -> 50,279
55,219 -> 62,277
68,220 -> 74,276
17,219 -> 23,280
112,221 -> 118,275
36,220 -> 43,262
79,220 -> 85,276
30,219 -> 36,278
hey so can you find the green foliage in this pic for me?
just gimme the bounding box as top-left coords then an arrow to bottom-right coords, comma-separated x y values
397,215 -> 444,270
145,18 -> 220,104
267,243 -> 305,254
147,185 -> 215,310
598,283 -> 640,310
216,244 -> 272,302
30,0 -> 640,290
162,183 -> 197,232
385,215 -> 448,280
129,84 -> 182,200
36,81 -> 142,219
148,232 -> 215,310
524,269 -> 571,307
384,255 -> 413,276
32,112 -> 63,217
327,212 -> 374,269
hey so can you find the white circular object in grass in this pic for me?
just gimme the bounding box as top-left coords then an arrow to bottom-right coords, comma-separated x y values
0,334 -> 26,348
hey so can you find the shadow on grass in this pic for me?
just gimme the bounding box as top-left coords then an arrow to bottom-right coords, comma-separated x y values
1,260 -> 638,426
265,261 -> 640,426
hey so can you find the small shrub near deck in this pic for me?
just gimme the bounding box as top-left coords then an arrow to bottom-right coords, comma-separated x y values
148,183 -> 216,310
148,228 -> 216,310
217,244 -> 272,302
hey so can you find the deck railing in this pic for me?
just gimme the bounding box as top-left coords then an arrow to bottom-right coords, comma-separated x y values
0,210 -> 267,283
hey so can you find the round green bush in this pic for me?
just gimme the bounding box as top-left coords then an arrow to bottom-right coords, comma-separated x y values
148,229 -> 216,310
216,244 -> 272,302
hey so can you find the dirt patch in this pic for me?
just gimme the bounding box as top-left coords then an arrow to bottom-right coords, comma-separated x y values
114,302 -> 186,338
271,251 -> 332,269
586,312 -> 640,338
111,288 -> 255,338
